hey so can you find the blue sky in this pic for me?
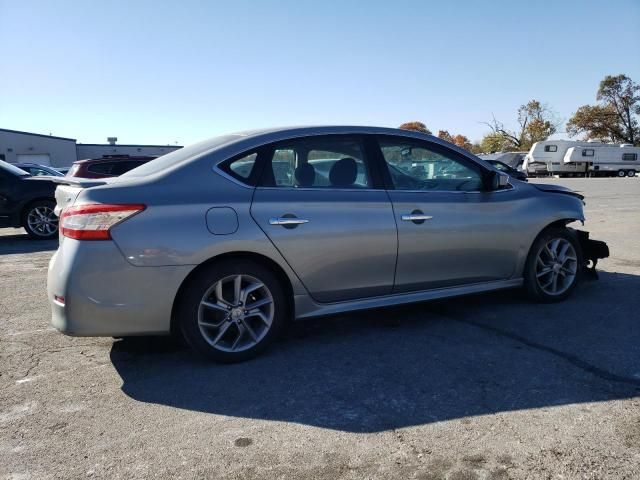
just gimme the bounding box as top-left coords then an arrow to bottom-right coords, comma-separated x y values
1,0 -> 638,145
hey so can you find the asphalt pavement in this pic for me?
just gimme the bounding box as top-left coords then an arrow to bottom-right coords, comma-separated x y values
1,177 -> 639,479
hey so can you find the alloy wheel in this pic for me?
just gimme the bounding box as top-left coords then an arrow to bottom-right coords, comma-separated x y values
535,238 -> 578,296
27,205 -> 58,237
197,274 -> 274,352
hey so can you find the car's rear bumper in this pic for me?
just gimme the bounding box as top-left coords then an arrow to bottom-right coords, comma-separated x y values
48,239 -> 193,336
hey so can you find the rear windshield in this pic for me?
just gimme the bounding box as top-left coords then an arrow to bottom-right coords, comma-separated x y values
122,135 -> 241,177
0,160 -> 30,176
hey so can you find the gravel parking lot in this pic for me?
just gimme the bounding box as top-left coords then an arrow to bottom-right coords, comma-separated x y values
1,178 -> 639,479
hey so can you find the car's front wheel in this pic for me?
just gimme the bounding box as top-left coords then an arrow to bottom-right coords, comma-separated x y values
178,259 -> 286,362
22,200 -> 59,239
524,227 -> 582,302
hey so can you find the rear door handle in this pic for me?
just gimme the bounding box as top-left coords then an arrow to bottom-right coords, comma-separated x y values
401,214 -> 433,222
269,217 -> 309,226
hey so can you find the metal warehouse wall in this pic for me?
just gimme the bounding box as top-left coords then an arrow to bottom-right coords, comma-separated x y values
76,144 -> 182,159
0,130 -> 78,167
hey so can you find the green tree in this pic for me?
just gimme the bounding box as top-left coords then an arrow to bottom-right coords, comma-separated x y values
566,74 -> 639,144
479,132 -> 514,153
482,100 -> 558,151
399,121 -> 432,134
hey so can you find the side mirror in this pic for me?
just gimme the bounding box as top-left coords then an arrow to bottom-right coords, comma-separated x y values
487,171 -> 510,190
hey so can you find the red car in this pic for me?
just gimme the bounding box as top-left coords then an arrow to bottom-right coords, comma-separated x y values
66,155 -> 156,179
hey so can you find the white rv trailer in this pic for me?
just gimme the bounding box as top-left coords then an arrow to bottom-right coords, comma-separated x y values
563,144 -> 639,177
523,140 -> 600,177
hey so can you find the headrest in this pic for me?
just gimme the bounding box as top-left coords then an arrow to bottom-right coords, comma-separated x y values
329,158 -> 357,187
294,163 -> 316,187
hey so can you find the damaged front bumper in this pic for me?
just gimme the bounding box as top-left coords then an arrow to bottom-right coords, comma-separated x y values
574,230 -> 610,278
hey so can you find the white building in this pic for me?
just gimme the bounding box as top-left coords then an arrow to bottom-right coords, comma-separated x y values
0,128 -> 183,168
0,128 -> 77,167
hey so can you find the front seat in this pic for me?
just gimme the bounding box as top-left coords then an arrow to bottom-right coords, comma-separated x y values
329,157 -> 358,187
294,163 -> 316,187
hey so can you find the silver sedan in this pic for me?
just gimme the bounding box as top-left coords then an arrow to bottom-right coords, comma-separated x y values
48,126 -> 608,362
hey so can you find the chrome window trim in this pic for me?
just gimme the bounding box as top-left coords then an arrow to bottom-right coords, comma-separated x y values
213,165 -> 254,189
215,165 -> 515,194
254,186 -> 383,193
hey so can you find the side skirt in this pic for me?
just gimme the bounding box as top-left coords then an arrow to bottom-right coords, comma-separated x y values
294,278 -> 524,320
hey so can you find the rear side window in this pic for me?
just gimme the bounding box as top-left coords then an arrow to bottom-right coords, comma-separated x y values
582,149 -> 594,157
87,162 -> 113,174
218,152 -> 259,184
260,137 -> 371,189
544,145 -> 558,152
110,161 -> 145,175
622,153 -> 637,161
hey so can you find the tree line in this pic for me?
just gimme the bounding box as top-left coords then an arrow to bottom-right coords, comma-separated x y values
399,74 -> 639,154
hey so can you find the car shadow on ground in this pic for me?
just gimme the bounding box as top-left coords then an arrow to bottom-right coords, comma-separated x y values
111,271 -> 640,433
0,232 -> 58,255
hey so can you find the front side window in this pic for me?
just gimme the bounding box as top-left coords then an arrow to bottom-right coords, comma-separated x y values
544,145 -> 558,152
582,149 -> 595,157
490,161 -> 509,172
28,167 -> 53,176
378,139 -> 484,191
260,137 -> 371,189
622,153 -> 637,161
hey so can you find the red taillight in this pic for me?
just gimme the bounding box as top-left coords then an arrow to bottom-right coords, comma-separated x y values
60,204 -> 146,240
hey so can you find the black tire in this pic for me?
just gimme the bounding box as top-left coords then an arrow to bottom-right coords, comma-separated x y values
617,170 -> 626,177
523,227 -> 583,303
22,199 -> 58,239
627,170 -> 636,177
177,259 -> 287,363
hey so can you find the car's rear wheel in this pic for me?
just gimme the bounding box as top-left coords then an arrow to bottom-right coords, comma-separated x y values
178,259 -> 286,362
524,227 -> 582,302
22,200 -> 58,239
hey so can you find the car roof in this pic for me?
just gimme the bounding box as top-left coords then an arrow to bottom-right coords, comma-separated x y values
202,125 -> 482,159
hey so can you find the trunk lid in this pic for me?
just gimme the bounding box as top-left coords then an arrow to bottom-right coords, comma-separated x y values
50,177 -> 108,215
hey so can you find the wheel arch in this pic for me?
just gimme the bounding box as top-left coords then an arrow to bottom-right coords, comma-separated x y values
518,217 -> 583,277
170,251 -> 295,336
20,196 -> 57,224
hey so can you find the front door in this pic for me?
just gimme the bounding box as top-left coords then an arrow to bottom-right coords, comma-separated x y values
250,135 -> 397,303
376,136 -> 518,293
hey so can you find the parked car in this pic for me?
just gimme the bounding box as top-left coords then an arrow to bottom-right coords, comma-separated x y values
66,155 -> 156,178
48,126 -> 608,362
486,159 -> 528,181
56,167 -> 71,175
0,160 -> 58,238
14,163 -> 65,177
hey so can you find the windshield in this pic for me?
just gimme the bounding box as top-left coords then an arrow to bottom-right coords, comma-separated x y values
122,135 -> 241,177
0,160 -> 30,176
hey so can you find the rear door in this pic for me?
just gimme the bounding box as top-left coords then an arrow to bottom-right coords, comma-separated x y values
250,135 -> 397,303
375,136 -> 518,292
